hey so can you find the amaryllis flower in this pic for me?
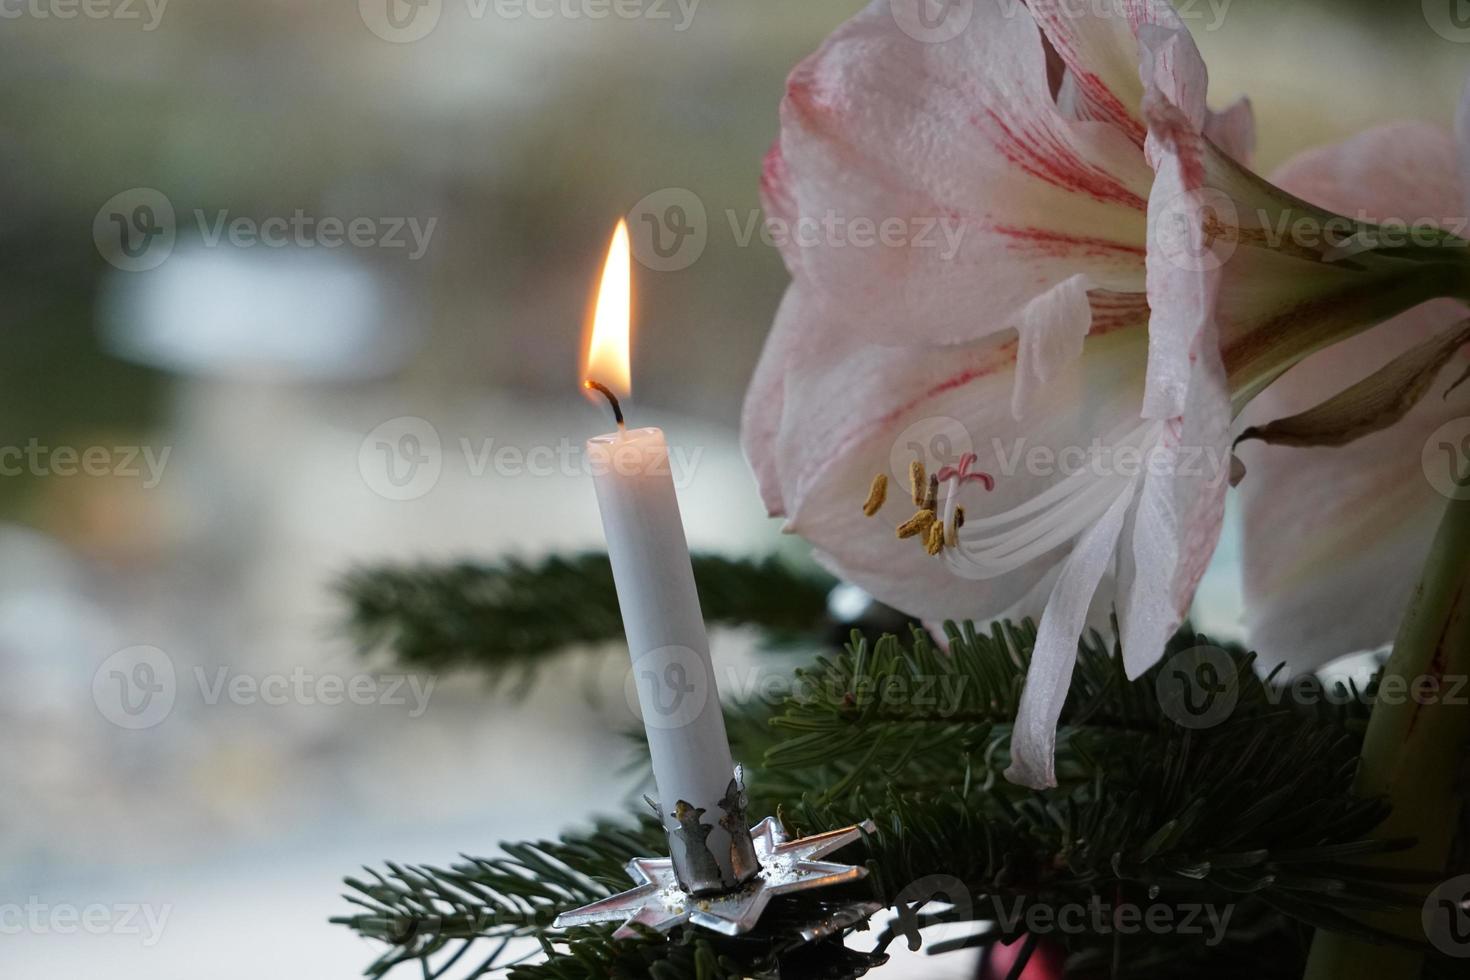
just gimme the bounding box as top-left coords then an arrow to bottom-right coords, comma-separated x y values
742,0 -> 1470,787
1238,118 -> 1470,676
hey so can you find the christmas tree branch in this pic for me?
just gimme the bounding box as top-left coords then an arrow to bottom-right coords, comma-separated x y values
334,619 -> 1447,980
336,553 -> 836,677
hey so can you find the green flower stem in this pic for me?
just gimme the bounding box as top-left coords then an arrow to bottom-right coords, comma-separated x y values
1304,491 -> 1470,978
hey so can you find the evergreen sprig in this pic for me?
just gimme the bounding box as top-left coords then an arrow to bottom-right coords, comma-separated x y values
337,554 -> 836,678
334,618 -> 1451,980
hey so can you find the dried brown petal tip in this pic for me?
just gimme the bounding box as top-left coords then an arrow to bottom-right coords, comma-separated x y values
896,509 -> 936,539
861,473 -> 888,517
909,460 -> 926,506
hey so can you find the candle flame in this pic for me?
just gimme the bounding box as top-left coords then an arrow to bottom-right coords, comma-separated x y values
583,219 -> 632,401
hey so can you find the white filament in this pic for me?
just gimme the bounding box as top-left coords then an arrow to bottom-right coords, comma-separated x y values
943,420 -> 1161,580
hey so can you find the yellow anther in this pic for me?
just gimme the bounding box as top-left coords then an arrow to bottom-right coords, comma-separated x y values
896,509 -> 936,540
861,473 -> 888,517
909,460 -> 926,506
924,474 -> 939,512
924,519 -> 945,556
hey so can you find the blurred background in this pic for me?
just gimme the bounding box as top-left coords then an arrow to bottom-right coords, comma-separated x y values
0,1 -> 1464,976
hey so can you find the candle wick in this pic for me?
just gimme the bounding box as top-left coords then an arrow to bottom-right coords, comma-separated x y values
584,379 -> 625,428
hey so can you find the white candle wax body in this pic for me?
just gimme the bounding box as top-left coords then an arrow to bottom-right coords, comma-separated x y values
587,426 -> 750,891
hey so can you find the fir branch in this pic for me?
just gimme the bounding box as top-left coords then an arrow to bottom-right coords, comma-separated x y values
337,553 -> 836,676
335,621 -> 1446,980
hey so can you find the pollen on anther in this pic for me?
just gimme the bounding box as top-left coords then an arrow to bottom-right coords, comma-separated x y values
909,461 -> 927,506
924,520 -> 945,556
862,473 -> 888,517
897,509 -> 936,540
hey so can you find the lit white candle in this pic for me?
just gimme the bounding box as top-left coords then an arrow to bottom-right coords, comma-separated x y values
582,221 -> 755,894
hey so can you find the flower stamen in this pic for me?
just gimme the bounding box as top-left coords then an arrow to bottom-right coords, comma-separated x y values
897,509 -> 937,539
861,473 -> 888,516
924,520 -> 945,556
909,461 -> 927,506
943,420 -> 1161,578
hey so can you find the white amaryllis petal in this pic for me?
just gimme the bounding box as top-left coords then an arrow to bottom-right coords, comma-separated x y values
763,0 -> 1153,346
1136,19 -> 1215,421
1117,322 -> 1232,678
1012,274 -> 1095,418
1006,476 -> 1137,789
741,281 -> 1156,622
1239,120 -> 1470,674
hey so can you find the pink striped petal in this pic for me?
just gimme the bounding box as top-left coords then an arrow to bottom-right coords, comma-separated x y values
764,0 -> 1153,347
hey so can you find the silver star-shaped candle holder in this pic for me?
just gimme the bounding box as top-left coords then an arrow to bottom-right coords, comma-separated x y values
553,817 -> 878,938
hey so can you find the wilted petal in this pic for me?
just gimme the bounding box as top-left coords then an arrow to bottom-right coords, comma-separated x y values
1237,318 -> 1470,450
765,0 -> 1153,346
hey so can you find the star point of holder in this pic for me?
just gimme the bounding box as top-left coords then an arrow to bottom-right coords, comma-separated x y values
552,817 -> 877,938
